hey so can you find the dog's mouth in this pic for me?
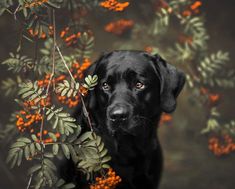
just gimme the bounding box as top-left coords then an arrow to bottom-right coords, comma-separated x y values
106,115 -> 152,136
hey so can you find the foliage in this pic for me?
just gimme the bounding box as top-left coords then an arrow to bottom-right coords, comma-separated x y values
0,0 -> 235,188
112,0 -> 235,156
149,8 -> 170,35
2,53 -> 34,73
0,0 -> 116,188
76,132 -> 111,179
197,51 -> 235,88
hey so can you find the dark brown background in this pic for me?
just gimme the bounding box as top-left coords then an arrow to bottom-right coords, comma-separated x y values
0,0 -> 235,188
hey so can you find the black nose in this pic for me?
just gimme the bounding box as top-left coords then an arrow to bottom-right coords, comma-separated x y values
109,106 -> 129,121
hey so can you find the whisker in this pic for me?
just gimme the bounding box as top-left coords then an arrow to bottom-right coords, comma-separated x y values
132,115 -> 154,125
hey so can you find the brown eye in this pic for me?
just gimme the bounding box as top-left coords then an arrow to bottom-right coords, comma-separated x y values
135,82 -> 145,90
102,82 -> 110,90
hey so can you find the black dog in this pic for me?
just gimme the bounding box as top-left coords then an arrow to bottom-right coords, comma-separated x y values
71,50 -> 185,189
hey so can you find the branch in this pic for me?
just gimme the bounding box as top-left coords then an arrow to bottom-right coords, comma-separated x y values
13,4 -> 21,20
56,45 -> 76,83
56,45 -> 94,132
45,9 -> 56,95
26,174 -> 33,189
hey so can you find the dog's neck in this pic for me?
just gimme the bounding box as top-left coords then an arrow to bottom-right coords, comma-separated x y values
94,116 -> 161,161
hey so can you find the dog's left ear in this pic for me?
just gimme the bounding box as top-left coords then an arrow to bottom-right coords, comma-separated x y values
153,54 -> 186,113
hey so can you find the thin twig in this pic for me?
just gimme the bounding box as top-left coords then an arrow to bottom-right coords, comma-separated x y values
39,115 -> 45,146
46,9 -> 56,94
80,96 -> 94,132
13,4 -> 21,20
17,24 -> 24,53
56,44 -> 94,132
39,9 -> 57,156
26,174 -> 33,189
33,39 -> 39,67
56,45 -> 76,83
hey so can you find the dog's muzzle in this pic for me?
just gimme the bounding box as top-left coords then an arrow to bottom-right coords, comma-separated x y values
107,104 -> 130,123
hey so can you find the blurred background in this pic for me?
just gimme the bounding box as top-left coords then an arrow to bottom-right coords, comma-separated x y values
0,0 -> 235,189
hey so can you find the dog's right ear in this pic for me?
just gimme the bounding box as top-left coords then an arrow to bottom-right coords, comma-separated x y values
152,54 -> 186,113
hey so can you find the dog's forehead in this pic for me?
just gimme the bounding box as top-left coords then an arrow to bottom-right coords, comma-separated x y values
99,51 -> 155,75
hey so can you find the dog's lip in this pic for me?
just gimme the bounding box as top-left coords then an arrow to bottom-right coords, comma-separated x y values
109,118 -> 128,122
108,118 -> 129,129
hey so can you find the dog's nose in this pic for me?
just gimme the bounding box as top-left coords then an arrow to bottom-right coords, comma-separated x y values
109,106 -> 129,121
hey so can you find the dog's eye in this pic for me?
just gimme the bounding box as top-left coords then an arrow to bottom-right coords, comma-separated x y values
135,82 -> 145,90
102,82 -> 111,90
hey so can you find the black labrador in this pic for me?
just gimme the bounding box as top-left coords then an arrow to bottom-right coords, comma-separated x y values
67,50 -> 185,189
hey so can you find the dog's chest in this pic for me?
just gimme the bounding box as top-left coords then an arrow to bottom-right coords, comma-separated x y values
101,132 -> 153,164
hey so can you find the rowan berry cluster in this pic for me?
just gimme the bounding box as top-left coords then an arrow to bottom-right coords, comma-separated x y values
24,0 -> 48,8
60,27 -> 81,47
57,95 -> 80,108
100,0 -> 129,12
105,19 -> 134,35
160,113 -> 173,125
56,59 -> 91,107
28,26 -> 53,39
200,87 -> 220,104
71,59 -> 91,79
16,110 -> 42,132
182,1 -> 202,17
36,131 -> 60,143
37,58 -> 91,108
90,168 -> 122,189
144,46 -> 153,54
209,134 -> 235,156
37,74 -> 66,88
16,96 -> 60,143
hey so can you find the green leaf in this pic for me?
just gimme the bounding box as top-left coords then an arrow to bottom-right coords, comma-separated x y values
56,179 -> 65,187
61,183 -> 76,189
44,158 -> 57,171
35,143 -> 41,151
30,143 -> 36,156
28,164 -> 41,175
47,112 -> 55,121
35,177 -> 44,189
31,134 -> 38,142
44,153 -> 54,158
2,53 -> 33,73
17,137 -> 31,143
11,141 -> 26,148
10,154 -> 18,169
6,149 -> 18,165
68,145 -> 78,163
53,117 -> 59,129
101,156 -> 111,163
77,132 -> 93,143
24,145 -> 30,160
48,132 -> 57,142
52,144 -> 59,155
83,75 -> 98,90
102,164 -> 110,169
44,169 -> 53,187
61,144 -> 70,159
17,149 -> 23,166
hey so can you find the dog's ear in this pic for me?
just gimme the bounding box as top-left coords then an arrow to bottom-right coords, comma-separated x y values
153,54 -> 186,113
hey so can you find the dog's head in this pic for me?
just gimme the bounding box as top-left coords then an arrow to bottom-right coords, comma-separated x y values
83,50 -> 185,134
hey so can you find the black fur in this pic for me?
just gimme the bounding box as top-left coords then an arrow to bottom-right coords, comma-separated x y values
65,50 -> 185,189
